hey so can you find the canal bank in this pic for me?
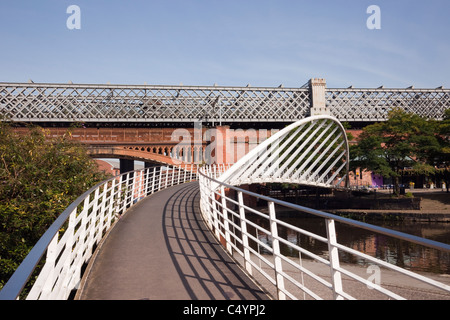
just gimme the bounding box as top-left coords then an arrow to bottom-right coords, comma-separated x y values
329,189 -> 450,222
260,187 -> 450,222
328,209 -> 450,222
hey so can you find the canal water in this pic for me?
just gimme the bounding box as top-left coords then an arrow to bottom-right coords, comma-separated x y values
250,214 -> 450,275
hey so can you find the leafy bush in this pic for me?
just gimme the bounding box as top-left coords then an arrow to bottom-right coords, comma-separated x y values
0,122 -> 109,289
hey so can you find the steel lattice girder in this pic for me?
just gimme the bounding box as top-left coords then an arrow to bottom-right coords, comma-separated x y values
326,88 -> 450,121
0,83 -> 310,123
1,82 -> 448,123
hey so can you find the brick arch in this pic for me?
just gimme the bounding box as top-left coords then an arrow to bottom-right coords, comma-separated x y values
87,146 -> 180,165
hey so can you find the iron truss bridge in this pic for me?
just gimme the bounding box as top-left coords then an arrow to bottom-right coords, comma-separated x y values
0,80 -> 448,123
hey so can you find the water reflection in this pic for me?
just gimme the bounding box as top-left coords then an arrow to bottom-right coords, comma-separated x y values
247,214 -> 450,274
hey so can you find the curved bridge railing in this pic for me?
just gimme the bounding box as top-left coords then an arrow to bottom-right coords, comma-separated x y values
199,166 -> 450,300
0,165 -> 198,300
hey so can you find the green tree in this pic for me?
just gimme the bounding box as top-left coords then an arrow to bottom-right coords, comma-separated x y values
0,122 -> 109,289
350,108 -> 441,196
436,109 -> 450,192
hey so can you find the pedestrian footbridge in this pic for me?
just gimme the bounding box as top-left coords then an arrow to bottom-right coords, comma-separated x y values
1,116 -> 450,300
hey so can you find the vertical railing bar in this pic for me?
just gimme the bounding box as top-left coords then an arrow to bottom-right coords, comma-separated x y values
38,233 -> 59,299
164,166 -> 169,189
268,201 -> 286,300
220,186 -> 232,254
326,218 -> 344,300
171,166 -> 175,186
151,167 -> 156,194
238,191 -> 252,275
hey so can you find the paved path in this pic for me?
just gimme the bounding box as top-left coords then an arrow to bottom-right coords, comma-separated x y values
76,182 -> 269,300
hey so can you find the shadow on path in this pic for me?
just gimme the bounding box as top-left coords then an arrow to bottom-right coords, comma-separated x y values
77,182 -> 268,300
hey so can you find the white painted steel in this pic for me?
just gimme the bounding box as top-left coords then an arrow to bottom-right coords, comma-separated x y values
214,115 -> 350,190
0,165 -> 198,300
198,167 -> 450,300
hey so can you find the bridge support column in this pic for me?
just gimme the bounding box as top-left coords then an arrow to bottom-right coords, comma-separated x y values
310,78 -> 330,116
120,159 -> 134,174
144,162 -> 158,169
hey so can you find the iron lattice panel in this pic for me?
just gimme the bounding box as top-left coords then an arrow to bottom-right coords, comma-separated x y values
0,83 -> 310,123
326,88 -> 450,121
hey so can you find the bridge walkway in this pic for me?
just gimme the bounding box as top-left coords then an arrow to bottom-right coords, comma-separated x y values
75,182 -> 269,300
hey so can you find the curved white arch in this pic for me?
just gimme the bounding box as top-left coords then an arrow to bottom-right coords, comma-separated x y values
213,115 -> 350,189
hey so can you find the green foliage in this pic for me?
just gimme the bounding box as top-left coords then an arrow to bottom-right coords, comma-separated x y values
0,122 -> 109,289
435,109 -> 450,191
350,108 -> 443,195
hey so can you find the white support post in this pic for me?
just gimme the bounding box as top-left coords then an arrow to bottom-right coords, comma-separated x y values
61,207 -> 77,297
158,168 -> 162,191
164,167 -> 169,189
115,175 -> 124,216
209,183 -> 220,240
238,191 -> 252,275
268,201 -> 286,300
39,233 -> 59,299
151,167 -> 156,194
107,178 -> 117,223
143,168 -> 149,196
124,172 -> 131,208
96,183 -> 107,244
326,218 -> 344,300
171,166 -> 175,186
220,186 -> 232,254
87,188 -> 100,253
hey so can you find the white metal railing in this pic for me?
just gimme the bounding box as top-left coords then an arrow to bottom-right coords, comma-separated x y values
198,166 -> 450,300
0,165 -> 198,300
3,161 -> 450,300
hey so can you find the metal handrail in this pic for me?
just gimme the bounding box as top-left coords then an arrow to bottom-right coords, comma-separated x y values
201,169 -> 450,252
0,165 -> 198,300
198,166 -> 450,300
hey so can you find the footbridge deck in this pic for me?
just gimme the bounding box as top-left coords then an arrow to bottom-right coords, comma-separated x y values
75,182 -> 269,300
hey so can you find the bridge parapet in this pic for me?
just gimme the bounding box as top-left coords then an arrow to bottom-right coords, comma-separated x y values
0,165 -> 198,300
198,166 -> 450,300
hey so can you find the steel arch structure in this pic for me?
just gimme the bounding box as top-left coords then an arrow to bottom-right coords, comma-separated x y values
212,115 -> 350,189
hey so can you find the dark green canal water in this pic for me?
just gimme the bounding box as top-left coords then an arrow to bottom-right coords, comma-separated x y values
250,215 -> 450,274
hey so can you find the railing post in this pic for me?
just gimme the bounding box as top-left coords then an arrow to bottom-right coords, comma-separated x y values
326,218 -> 344,300
211,189 -> 220,240
151,167 -> 156,194
171,166 -> 175,186
238,191 -> 252,275
107,178 -> 117,224
220,186 -> 232,254
130,172 -> 136,205
87,188 -> 100,253
60,208 -> 77,298
164,166 -> 169,189
38,233 -> 59,299
99,183 -> 109,240
144,168 -> 150,196
115,175 -> 124,215
158,167 -> 162,191
124,172 -> 131,208
268,201 -> 286,300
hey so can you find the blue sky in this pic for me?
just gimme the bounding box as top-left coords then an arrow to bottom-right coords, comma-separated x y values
0,0 -> 449,88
